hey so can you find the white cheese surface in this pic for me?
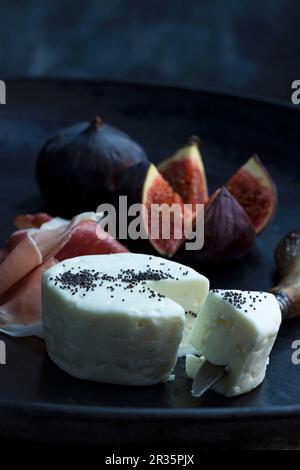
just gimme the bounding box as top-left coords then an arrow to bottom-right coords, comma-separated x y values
189,289 -> 281,396
42,253 -> 208,385
186,354 -> 205,378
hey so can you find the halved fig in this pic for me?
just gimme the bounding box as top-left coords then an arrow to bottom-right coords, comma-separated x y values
226,154 -> 277,234
158,136 -> 208,214
194,187 -> 256,263
142,164 -> 192,257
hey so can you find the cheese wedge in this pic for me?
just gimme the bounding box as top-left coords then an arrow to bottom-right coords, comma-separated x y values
186,353 -> 205,378
42,253 -> 209,385
188,289 -> 281,396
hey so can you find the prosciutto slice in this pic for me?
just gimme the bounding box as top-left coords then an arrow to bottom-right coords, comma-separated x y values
0,258 -> 57,337
14,212 -> 52,229
0,234 -> 43,297
0,211 -> 128,337
56,220 -> 128,261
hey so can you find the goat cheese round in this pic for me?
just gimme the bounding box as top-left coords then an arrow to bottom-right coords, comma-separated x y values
188,289 -> 281,396
42,253 -> 209,385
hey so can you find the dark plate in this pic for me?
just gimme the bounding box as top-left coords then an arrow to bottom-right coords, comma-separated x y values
0,79 -> 300,448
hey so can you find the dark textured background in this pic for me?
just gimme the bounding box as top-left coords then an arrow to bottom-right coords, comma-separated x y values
0,0 -> 299,102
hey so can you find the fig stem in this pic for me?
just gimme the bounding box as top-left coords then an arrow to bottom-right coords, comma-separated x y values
187,135 -> 202,146
90,115 -> 103,129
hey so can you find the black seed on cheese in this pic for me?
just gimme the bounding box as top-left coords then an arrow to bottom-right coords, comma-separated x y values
51,263 -> 182,300
214,290 -> 267,314
186,310 -> 197,318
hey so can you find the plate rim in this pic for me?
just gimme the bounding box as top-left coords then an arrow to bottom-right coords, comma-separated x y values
3,76 -> 300,112
1,398 -> 300,421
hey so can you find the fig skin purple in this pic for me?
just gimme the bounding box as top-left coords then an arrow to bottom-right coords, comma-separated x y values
36,116 -> 148,215
177,187 -> 256,265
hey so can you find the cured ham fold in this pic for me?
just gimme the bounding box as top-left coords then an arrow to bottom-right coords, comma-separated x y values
0,212 -> 128,337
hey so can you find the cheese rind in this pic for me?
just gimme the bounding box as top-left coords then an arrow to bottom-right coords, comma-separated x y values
189,289 -> 281,396
42,253 -> 208,385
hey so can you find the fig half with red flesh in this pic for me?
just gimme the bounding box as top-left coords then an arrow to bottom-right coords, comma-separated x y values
142,164 -> 192,257
226,154 -> 277,234
194,187 -> 256,263
158,136 -> 208,214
